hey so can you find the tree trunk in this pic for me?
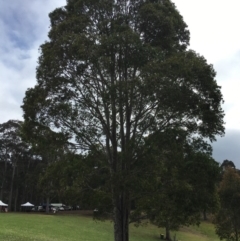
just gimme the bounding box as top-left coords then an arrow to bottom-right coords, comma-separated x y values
203,209 -> 207,220
113,193 -> 129,241
235,224 -> 238,241
14,187 -> 18,211
46,196 -> 50,213
0,180 -> 4,200
8,162 -> 16,211
173,233 -> 177,241
0,158 -> 8,200
165,221 -> 171,241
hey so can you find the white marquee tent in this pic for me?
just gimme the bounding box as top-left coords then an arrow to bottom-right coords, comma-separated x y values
21,202 -> 34,207
0,200 -> 8,206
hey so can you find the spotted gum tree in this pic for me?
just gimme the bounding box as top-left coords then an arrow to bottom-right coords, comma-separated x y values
22,0 -> 224,240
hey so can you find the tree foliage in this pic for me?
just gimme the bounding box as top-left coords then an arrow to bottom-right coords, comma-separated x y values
22,1 -> 224,240
131,129 -> 220,240
39,149 -> 112,213
214,167 -> 240,241
0,119 -> 73,211
221,159 -> 236,171
23,125 -> 73,212
0,120 -> 37,210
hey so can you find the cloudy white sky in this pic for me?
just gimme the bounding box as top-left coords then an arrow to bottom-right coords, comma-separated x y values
0,0 -> 240,166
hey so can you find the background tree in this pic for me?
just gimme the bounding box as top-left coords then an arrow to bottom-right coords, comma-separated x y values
21,124 -> 71,213
220,159 -> 236,171
39,149 -> 112,213
214,167 -> 240,241
131,129 -> 220,240
22,0 -> 224,240
184,149 -> 220,222
0,120 -> 35,211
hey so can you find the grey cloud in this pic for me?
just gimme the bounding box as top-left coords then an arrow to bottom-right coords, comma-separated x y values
212,129 -> 240,168
0,0 -> 66,53
0,0 -> 65,125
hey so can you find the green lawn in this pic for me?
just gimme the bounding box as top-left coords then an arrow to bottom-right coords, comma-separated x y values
0,212 -> 220,241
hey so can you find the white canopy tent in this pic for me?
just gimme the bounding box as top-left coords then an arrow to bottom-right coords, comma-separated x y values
21,202 -> 34,207
0,200 -> 8,206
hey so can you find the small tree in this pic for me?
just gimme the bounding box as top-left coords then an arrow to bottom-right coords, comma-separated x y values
131,129 -> 220,240
214,167 -> 240,241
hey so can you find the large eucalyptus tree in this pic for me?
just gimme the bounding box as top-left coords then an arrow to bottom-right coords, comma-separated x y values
22,0 -> 224,240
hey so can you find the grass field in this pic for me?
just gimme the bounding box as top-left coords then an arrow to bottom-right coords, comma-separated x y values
0,211 -> 221,241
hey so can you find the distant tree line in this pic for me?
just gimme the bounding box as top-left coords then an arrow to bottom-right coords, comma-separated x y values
0,120 -> 41,211
0,120 -> 78,211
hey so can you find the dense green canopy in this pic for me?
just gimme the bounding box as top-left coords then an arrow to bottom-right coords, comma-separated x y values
22,1 -> 224,241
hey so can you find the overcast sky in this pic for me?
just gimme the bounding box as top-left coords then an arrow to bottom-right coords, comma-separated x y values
0,0 -> 240,167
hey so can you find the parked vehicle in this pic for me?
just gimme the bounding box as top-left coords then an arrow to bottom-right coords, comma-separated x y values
64,206 -> 73,211
38,206 -> 45,212
31,206 -> 38,211
51,206 -> 58,211
51,206 -> 59,213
